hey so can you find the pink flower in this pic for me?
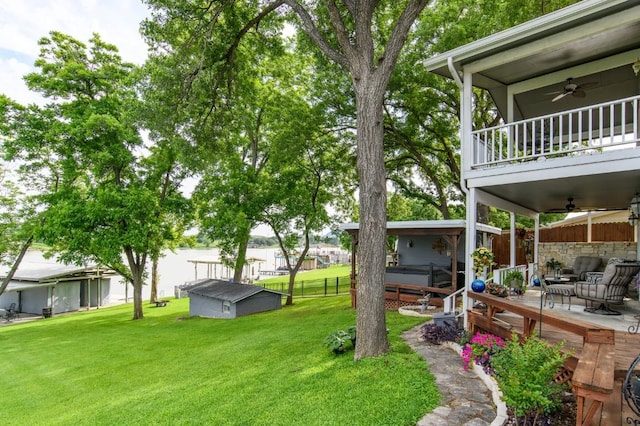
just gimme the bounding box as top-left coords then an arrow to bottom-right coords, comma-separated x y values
460,332 -> 505,373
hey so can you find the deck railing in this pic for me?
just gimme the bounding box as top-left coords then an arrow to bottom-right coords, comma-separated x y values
472,94 -> 640,168
493,265 -> 528,287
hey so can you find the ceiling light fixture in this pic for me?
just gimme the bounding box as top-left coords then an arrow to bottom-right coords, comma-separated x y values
633,59 -> 640,76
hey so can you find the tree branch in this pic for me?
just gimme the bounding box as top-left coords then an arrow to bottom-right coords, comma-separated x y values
377,0 -> 429,79
283,0 -> 349,69
325,1 -> 356,65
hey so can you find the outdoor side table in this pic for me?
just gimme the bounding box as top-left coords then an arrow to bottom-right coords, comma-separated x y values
543,277 -> 575,310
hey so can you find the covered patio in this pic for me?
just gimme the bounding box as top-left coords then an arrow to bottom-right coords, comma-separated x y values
421,1 -> 640,424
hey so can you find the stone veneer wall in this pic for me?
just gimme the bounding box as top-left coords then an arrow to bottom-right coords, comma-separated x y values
538,241 -> 639,298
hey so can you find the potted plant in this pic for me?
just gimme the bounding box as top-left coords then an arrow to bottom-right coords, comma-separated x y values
504,270 -> 526,295
545,258 -> 562,275
485,281 -> 509,298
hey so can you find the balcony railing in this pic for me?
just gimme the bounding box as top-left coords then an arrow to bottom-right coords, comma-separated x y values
472,94 -> 640,168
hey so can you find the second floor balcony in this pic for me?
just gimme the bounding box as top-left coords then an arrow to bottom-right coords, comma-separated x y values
472,94 -> 640,169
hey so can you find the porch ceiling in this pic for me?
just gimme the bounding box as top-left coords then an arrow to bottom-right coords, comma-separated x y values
424,0 -> 640,216
473,163 -> 640,214
424,0 -> 640,121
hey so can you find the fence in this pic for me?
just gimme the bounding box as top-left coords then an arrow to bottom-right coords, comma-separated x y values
493,223 -> 635,266
259,276 -> 352,298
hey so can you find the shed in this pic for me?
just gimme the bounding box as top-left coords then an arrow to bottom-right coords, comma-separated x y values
185,279 -> 286,319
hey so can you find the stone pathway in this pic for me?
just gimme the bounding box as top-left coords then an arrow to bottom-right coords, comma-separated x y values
402,324 -> 499,426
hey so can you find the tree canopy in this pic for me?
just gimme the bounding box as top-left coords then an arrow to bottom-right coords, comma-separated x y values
2,32 -> 193,319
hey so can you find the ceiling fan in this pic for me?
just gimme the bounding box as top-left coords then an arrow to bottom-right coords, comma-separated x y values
549,78 -> 597,102
546,197 -> 578,213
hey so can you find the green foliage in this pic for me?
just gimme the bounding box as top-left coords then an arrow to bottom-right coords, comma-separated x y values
504,270 -> 526,294
488,208 -> 567,229
323,326 -> 356,354
3,32 -> 194,318
546,258 -> 562,270
0,297 -> 438,425
491,333 -> 570,420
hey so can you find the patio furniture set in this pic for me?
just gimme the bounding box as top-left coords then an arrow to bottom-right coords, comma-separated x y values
1,303 -> 18,322
543,256 -> 640,315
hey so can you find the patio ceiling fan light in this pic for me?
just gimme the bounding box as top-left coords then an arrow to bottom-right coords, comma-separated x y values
633,59 -> 640,76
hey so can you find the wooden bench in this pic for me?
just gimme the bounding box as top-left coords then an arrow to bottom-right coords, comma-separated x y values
154,300 -> 169,307
572,342 -> 615,426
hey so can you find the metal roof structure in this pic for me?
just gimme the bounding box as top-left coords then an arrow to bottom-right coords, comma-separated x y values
339,220 -> 502,236
1,263 -> 116,292
184,279 -> 286,302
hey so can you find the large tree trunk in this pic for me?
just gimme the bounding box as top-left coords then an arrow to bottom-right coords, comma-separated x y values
354,80 -> 390,360
285,234 -> 310,305
125,248 -> 145,320
150,257 -> 159,303
0,236 -> 34,296
233,228 -> 250,283
132,272 -> 144,320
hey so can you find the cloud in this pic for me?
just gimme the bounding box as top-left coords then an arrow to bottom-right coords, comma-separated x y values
0,0 -> 150,105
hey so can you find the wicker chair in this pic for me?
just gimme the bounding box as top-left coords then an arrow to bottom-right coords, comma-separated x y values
574,262 -> 640,315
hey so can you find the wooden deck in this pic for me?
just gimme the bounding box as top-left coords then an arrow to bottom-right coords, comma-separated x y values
467,292 -> 640,425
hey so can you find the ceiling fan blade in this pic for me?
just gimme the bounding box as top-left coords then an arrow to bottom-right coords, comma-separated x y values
552,92 -> 569,102
572,89 -> 586,98
578,81 -> 598,90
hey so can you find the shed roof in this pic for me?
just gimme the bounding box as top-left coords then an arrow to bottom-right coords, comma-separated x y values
184,279 -> 286,302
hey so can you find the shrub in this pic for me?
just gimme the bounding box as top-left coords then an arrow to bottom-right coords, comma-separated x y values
460,331 -> 505,374
323,326 -> 356,354
420,323 -> 463,345
490,332 -> 570,423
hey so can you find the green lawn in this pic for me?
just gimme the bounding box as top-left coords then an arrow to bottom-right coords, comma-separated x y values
256,264 -> 352,284
256,265 -> 353,297
0,296 -> 439,425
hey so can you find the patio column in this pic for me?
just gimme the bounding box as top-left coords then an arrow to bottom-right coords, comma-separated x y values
510,212 -> 516,267
534,214 -> 540,270
464,188 -> 478,327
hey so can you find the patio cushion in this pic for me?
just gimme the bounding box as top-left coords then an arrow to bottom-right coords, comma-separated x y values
562,256 -> 601,281
600,263 -> 617,285
574,262 -> 640,306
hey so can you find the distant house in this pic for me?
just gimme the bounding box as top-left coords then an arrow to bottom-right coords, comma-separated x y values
0,264 -> 115,316
185,279 -> 286,319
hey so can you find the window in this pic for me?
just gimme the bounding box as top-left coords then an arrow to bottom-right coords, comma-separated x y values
222,301 -> 231,313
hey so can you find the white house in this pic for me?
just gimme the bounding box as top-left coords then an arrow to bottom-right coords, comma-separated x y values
423,0 -> 640,318
0,264 -> 115,316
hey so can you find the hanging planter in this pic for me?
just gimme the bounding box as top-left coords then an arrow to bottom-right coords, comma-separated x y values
472,247 -> 494,277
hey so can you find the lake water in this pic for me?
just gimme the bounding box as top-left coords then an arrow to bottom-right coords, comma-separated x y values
3,247 -> 282,301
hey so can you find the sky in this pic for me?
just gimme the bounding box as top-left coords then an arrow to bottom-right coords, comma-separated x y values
0,0 -> 151,106
0,1 -> 279,237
